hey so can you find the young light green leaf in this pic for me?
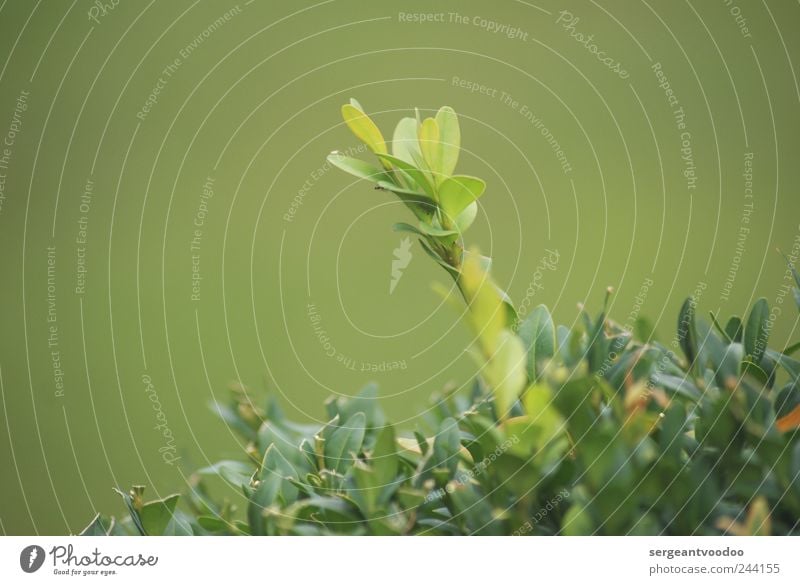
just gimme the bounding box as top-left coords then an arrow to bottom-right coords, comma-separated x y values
376,181 -> 435,221
454,201 -> 478,233
375,152 -> 435,198
327,153 -> 389,183
392,117 -> 421,165
418,117 -> 441,180
393,221 -> 458,238
438,175 -> 486,225
435,106 -> 461,177
196,460 -> 254,488
485,331 -> 528,418
460,247 -> 506,355
341,103 -> 389,164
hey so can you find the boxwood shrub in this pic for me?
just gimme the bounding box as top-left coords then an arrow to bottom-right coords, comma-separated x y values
82,101 -> 800,536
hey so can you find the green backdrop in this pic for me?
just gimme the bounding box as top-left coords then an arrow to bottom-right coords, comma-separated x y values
0,0 -> 798,534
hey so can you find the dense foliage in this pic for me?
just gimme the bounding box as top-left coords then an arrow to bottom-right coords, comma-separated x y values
82,102 -> 800,536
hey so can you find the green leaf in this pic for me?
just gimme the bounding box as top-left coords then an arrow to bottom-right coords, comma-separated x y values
418,117 -> 441,179
725,316 -> 743,343
460,248 -> 506,355
197,515 -> 237,534
376,181 -> 435,221
248,445 -> 302,534
781,253 -> 800,308
744,497 -> 771,535
392,117 -> 421,165
766,348 -> 800,382
325,383 -> 386,431
418,238 -> 460,278
327,153 -> 389,183
138,494 -> 180,536
113,486 -> 146,536
561,503 -> 594,536
713,342 -> 744,389
393,222 -> 458,238
709,311 -> 732,343
196,460 -> 253,488
677,297 -> 698,366
438,175 -> 486,226
650,373 -> 703,402
431,417 -> 461,476
371,425 -> 398,489
375,152 -> 435,198
784,341 -> 800,356
634,316 -> 655,342
324,412 -> 367,473
659,402 -> 687,460
454,201 -> 478,233
774,381 -> 800,419
744,298 -> 770,362
414,430 -> 430,457
341,103 -> 388,161
520,383 -> 566,451
485,331 -> 528,418
435,106 -> 460,177
518,305 -> 556,380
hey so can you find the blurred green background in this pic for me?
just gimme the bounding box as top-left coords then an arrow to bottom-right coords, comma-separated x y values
0,0 -> 798,534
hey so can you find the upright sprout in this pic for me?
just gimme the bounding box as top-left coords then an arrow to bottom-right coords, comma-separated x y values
328,99 -> 528,416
